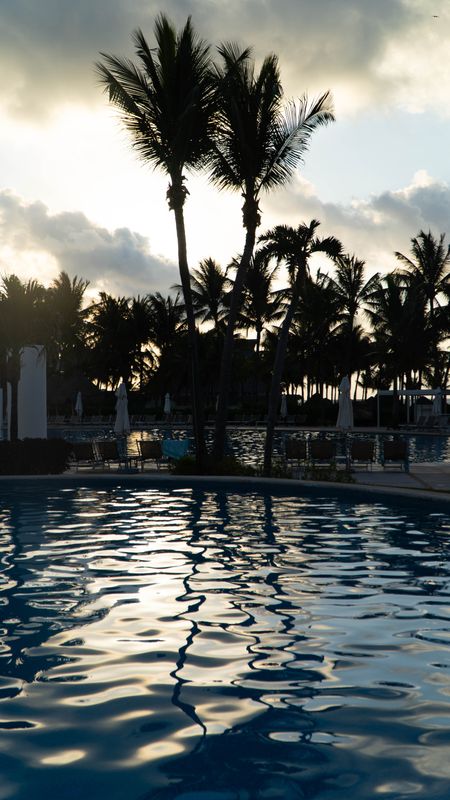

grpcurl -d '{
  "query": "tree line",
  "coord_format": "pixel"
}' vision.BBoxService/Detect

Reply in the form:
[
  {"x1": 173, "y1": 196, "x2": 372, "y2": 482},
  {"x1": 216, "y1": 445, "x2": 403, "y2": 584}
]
[{"x1": 2, "y1": 223, "x2": 449, "y2": 461}]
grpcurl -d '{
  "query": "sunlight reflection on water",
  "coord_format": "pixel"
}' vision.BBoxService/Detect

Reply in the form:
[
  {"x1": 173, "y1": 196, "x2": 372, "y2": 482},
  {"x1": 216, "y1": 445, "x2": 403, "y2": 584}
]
[{"x1": 1, "y1": 482, "x2": 450, "y2": 799}]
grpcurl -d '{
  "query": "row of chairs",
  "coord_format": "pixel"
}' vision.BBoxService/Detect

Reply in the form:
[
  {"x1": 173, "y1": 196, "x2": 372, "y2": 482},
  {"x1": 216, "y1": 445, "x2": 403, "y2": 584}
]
[
  {"x1": 70, "y1": 439, "x2": 164, "y2": 471},
  {"x1": 285, "y1": 438, "x2": 409, "y2": 471}
]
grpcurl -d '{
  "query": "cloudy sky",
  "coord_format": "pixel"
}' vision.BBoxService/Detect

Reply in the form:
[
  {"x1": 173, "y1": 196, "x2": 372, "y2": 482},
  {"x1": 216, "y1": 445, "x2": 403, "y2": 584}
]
[{"x1": 1, "y1": 0, "x2": 449, "y2": 300}]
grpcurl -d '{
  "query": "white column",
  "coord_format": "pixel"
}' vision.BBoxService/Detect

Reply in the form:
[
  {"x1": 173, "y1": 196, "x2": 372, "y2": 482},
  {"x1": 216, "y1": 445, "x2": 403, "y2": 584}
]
[{"x1": 17, "y1": 346, "x2": 47, "y2": 439}]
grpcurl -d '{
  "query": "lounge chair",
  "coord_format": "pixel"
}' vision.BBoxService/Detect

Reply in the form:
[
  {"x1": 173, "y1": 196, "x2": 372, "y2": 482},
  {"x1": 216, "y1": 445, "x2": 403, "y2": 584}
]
[
  {"x1": 70, "y1": 441, "x2": 100, "y2": 471},
  {"x1": 381, "y1": 439, "x2": 409, "y2": 471},
  {"x1": 349, "y1": 440, "x2": 375, "y2": 470},
  {"x1": 310, "y1": 439, "x2": 336, "y2": 466},
  {"x1": 95, "y1": 439, "x2": 128, "y2": 469},
  {"x1": 136, "y1": 439, "x2": 164, "y2": 471},
  {"x1": 285, "y1": 438, "x2": 307, "y2": 465}
]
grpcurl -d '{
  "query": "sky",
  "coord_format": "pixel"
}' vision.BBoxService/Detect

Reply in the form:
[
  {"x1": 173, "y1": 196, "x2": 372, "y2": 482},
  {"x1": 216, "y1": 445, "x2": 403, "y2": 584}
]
[{"x1": 1, "y1": 0, "x2": 450, "y2": 302}]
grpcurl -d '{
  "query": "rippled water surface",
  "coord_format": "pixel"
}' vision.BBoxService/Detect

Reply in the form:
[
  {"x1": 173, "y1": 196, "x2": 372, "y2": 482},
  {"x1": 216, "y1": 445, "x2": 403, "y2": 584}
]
[{"x1": 2, "y1": 481, "x2": 450, "y2": 799}]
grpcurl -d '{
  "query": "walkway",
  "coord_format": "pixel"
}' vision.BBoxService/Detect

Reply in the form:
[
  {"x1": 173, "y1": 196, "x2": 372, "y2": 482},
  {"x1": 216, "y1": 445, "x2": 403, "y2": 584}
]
[{"x1": 351, "y1": 462, "x2": 450, "y2": 495}]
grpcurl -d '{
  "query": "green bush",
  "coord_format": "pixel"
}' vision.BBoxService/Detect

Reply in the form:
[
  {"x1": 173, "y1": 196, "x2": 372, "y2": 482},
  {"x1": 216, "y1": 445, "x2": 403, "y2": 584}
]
[
  {"x1": 0, "y1": 438, "x2": 73, "y2": 475},
  {"x1": 170, "y1": 454, "x2": 256, "y2": 477}
]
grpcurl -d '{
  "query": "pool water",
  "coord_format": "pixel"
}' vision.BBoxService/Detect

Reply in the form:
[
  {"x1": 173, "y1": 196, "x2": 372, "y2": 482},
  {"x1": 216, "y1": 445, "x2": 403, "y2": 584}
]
[{"x1": 1, "y1": 481, "x2": 450, "y2": 799}]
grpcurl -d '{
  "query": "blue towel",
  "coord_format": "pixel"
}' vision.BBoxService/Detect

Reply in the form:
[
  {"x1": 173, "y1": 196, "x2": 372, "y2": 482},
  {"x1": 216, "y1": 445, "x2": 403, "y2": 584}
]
[{"x1": 162, "y1": 439, "x2": 190, "y2": 460}]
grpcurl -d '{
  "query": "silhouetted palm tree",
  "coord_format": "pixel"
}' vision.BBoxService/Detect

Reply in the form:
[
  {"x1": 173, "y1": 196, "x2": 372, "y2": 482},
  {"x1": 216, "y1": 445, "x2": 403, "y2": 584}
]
[
  {"x1": 328, "y1": 253, "x2": 380, "y2": 379},
  {"x1": 209, "y1": 42, "x2": 335, "y2": 459},
  {"x1": 45, "y1": 271, "x2": 89, "y2": 375},
  {"x1": 86, "y1": 293, "x2": 135, "y2": 388},
  {"x1": 147, "y1": 292, "x2": 185, "y2": 356},
  {"x1": 0, "y1": 276, "x2": 47, "y2": 440},
  {"x1": 259, "y1": 221, "x2": 341, "y2": 473},
  {"x1": 97, "y1": 13, "x2": 216, "y2": 463},
  {"x1": 173, "y1": 257, "x2": 230, "y2": 335},
  {"x1": 238, "y1": 250, "x2": 283, "y2": 354},
  {"x1": 395, "y1": 230, "x2": 450, "y2": 384},
  {"x1": 365, "y1": 273, "x2": 431, "y2": 423}
]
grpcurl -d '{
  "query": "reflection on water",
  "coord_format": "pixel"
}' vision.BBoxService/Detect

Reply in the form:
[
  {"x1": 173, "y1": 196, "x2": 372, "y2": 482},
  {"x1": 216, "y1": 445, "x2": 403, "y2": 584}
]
[{"x1": 1, "y1": 483, "x2": 450, "y2": 799}]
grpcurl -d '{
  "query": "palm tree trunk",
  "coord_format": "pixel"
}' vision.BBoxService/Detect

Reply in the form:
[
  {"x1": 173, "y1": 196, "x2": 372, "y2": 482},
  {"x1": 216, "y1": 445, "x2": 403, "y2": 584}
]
[
  {"x1": 213, "y1": 224, "x2": 257, "y2": 460},
  {"x1": 172, "y1": 204, "x2": 206, "y2": 465},
  {"x1": 263, "y1": 291, "x2": 299, "y2": 475}
]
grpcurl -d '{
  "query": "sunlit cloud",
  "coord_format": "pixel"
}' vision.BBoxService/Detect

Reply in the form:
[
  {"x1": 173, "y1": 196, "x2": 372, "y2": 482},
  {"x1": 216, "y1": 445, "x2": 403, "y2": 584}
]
[{"x1": 0, "y1": 191, "x2": 178, "y2": 298}]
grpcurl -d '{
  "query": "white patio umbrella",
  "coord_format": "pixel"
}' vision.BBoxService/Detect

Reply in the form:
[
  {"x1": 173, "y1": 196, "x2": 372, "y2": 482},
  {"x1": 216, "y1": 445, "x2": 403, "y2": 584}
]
[
  {"x1": 432, "y1": 387, "x2": 442, "y2": 416},
  {"x1": 336, "y1": 375, "x2": 354, "y2": 429},
  {"x1": 114, "y1": 382, "x2": 130, "y2": 435},
  {"x1": 164, "y1": 393, "x2": 172, "y2": 417},
  {"x1": 74, "y1": 391, "x2": 83, "y2": 419},
  {"x1": 280, "y1": 394, "x2": 288, "y2": 419}
]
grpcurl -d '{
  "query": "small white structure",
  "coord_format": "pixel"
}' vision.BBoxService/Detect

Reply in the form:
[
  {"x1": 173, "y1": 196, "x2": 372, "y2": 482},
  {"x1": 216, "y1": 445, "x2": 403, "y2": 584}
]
[
  {"x1": 17, "y1": 346, "x2": 47, "y2": 439},
  {"x1": 75, "y1": 391, "x2": 83, "y2": 419},
  {"x1": 114, "y1": 382, "x2": 130, "y2": 436},
  {"x1": 336, "y1": 375, "x2": 353, "y2": 429}
]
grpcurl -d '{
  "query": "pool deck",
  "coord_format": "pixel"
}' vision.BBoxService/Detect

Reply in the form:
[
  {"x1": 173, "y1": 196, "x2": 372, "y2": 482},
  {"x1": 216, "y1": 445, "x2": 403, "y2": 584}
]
[{"x1": 351, "y1": 462, "x2": 450, "y2": 496}]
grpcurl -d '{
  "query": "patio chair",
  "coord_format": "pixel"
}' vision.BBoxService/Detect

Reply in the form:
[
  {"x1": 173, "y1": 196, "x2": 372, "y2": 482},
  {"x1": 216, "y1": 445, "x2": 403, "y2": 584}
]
[
  {"x1": 95, "y1": 439, "x2": 128, "y2": 469},
  {"x1": 381, "y1": 439, "x2": 409, "y2": 471},
  {"x1": 310, "y1": 439, "x2": 336, "y2": 466},
  {"x1": 285, "y1": 438, "x2": 307, "y2": 466},
  {"x1": 136, "y1": 439, "x2": 164, "y2": 471},
  {"x1": 70, "y1": 441, "x2": 100, "y2": 471},
  {"x1": 349, "y1": 439, "x2": 375, "y2": 470}
]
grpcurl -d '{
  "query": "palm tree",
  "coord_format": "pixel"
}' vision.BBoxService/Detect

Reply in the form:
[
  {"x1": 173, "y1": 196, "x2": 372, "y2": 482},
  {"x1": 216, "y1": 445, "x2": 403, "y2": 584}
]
[
  {"x1": 259, "y1": 220, "x2": 341, "y2": 474},
  {"x1": 86, "y1": 293, "x2": 135, "y2": 388},
  {"x1": 0, "y1": 276, "x2": 47, "y2": 440},
  {"x1": 327, "y1": 254, "x2": 380, "y2": 379},
  {"x1": 147, "y1": 292, "x2": 186, "y2": 356},
  {"x1": 45, "y1": 271, "x2": 89, "y2": 375},
  {"x1": 238, "y1": 249, "x2": 283, "y2": 355},
  {"x1": 173, "y1": 257, "x2": 230, "y2": 336},
  {"x1": 365, "y1": 272, "x2": 431, "y2": 424},
  {"x1": 97, "y1": 13, "x2": 216, "y2": 464},
  {"x1": 129, "y1": 296, "x2": 153, "y2": 391},
  {"x1": 395, "y1": 230, "x2": 450, "y2": 384},
  {"x1": 209, "y1": 43, "x2": 335, "y2": 459}
]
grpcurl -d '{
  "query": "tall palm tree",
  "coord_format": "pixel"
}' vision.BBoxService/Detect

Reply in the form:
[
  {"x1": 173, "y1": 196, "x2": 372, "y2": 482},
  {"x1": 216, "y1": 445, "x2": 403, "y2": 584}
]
[
  {"x1": 97, "y1": 13, "x2": 216, "y2": 464},
  {"x1": 327, "y1": 254, "x2": 380, "y2": 379},
  {"x1": 259, "y1": 221, "x2": 341, "y2": 474},
  {"x1": 209, "y1": 43, "x2": 335, "y2": 459},
  {"x1": 395, "y1": 230, "x2": 450, "y2": 384}
]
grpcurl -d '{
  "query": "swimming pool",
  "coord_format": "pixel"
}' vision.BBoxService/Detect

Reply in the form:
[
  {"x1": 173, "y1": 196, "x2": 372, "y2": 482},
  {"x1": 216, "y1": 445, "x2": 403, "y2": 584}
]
[{"x1": 1, "y1": 479, "x2": 450, "y2": 799}]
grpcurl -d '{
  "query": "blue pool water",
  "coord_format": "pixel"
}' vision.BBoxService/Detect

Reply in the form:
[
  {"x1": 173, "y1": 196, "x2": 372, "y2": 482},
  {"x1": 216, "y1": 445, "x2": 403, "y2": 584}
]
[{"x1": 2, "y1": 480, "x2": 450, "y2": 799}]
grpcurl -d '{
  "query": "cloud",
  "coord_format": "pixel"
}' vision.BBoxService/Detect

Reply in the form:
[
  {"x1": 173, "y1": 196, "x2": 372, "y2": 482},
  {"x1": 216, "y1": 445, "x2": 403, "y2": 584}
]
[
  {"x1": 261, "y1": 170, "x2": 450, "y2": 277},
  {"x1": 0, "y1": 191, "x2": 178, "y2": 297},
  {"x1": 1, "y1": 0, "x2": 449, "y2": 119}
]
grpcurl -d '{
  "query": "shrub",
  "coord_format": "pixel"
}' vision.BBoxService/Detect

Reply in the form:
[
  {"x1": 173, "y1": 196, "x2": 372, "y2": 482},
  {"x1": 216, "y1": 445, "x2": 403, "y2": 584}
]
[
  {"x1": 0, "y1": 438, "x2": 73, "y2": 475},
  {"x1": 170, "y1": 454, "x2": 256, "y2": 477}
]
